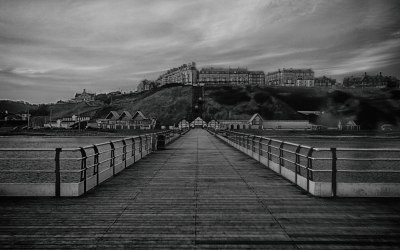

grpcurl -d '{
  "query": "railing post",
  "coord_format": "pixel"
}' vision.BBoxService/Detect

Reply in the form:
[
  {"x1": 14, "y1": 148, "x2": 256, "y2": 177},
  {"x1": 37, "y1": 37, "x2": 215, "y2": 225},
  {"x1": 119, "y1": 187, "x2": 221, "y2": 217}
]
[
  {"x1": 306, "y1": 148, "x2": 314, "y2": 194},
  {"x1": 252, "y1": 136, "x2": 256, "y2": 152},
  {"x1": 110, "y1": 141, "x2": 115, "y2": 176},
  {"x1": 139, "y1": 137, "x2": 142, "y2": 158},
  {"x1": 131, "y1": 137, "x2": 135, "y2": 161},
  {"x1": 331, "y1": 148, "x2": 337, "y2": 197},
  {"x1": 267, "y1": 140, "x2": 272, "y2": 168},
  {"x1": 144, "y1": 135, "x2": 148, "y2": 154},
  {"x1": 55, "y1": 148, "x2": 62, "y2": 198},
  {"x1": 122, "y1": 139, "x2": 127, "y2": 169},
  {"x1": 258, "y1": 137, "x2": 263, "y2": 160},
  {"x1": 279, "y1": 142, "x2": 284, "y2": 174},
  {"x1": 295, "y1": 145, "x2": 301, "y2": 186},
  {"x1": 93, "y1": 145, "x2": 100, "y2": 186},
  {"x1": 80, "y1": 147, "x2": 87, "y2": 194}
]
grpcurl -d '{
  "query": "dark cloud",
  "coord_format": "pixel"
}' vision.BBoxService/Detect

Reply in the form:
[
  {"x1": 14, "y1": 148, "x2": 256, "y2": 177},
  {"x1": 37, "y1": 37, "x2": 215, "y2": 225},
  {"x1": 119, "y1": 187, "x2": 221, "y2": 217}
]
[{"x1": 0, "y1": 0, "x2": 399, "y2": 103}]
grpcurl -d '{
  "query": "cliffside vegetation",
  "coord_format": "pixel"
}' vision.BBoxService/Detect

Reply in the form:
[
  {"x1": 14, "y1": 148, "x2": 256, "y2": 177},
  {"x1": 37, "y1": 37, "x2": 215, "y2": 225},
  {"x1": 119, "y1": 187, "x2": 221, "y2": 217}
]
[{"x1": 2, "y1": 85, "x2": 400, "y2": 130}]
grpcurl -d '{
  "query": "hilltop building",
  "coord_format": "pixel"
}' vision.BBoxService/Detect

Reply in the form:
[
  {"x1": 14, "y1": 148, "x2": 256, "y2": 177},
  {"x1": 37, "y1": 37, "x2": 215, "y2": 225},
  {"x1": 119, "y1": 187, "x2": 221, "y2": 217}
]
[
  {"x1": 198, "y1": 67, "x2": 265, "y2": 86},
  {"x1": 157, "y1": 62, "x2": 198, "y2": 86},
  {"x1": 314, "y1": 76, "x2": 336, "y2": 87},
  {"x1": 137, "y1": 80, "x2": 158, "y2": 92},
  {"x1": 71, "y1": 89, "x2": 95, "y2": 103},
  {"x1": 266, "y1": 68, "x2": 314, "y2": 87},
  {"x1": 343, "y1": 72, "x2": 399, "y2": 88}
]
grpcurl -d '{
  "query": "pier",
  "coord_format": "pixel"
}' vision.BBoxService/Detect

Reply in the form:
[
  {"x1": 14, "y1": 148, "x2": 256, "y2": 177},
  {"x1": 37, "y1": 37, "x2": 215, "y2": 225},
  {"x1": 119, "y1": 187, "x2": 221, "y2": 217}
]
[{"x1": 1, "y1": 129, "x2": 400, "y2": 248}]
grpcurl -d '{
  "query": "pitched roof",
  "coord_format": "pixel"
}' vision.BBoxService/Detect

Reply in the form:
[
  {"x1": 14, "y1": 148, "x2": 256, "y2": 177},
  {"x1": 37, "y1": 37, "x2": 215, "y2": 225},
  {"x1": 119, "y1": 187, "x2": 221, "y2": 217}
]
[
  {"x1": 132, "y1": 111, "x2": 147, "y2": 120},
  {"x1": 105, "y1": 111, "x2": 120, "y2": 120},
  {"x1": 249, "y1": 113, "x2": 263, "y2": 123},
  {"x1": 118, "y1": 111, "x2": 133, "y2": 120}
]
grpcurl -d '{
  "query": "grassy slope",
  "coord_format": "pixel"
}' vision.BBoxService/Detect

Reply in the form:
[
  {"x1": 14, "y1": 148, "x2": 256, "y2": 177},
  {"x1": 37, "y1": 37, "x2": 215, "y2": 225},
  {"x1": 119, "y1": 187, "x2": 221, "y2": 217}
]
[
  {"x1": 0, "y1": 100, "x2": 37, "y2": 113},
  {"x1": 4, "y1": 85, "x2": 399, "y2": 129},
  {"x1": 204, "y1": 86, "x2": 302, "y2": 121},
  {"x1": 93, "y1": 86, "x2": 192, "y2": 125}
]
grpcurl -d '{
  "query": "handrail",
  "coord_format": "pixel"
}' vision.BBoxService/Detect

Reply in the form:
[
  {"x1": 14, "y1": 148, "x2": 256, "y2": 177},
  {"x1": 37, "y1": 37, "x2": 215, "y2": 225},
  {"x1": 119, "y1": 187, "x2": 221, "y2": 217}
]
[
  {"x1": 0, "y1": 130, "x2": 178, "y2": 197},
  {"x1": 214, "y1": 130, "x2": 400, "y2": 197}
]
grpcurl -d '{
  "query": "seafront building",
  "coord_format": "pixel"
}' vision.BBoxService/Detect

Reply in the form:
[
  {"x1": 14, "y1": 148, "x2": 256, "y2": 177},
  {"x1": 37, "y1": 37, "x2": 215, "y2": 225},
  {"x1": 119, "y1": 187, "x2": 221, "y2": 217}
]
[
  {"x1": 44, "y1": 115, "x2": 90, "y2": 129},
  {"x1": 266, "y1": 68, "x2": 314, "y2": 87},
  {"x1": 98, "y1": 110, "x2": 156, "y2": 130},
  {"x1": 178, "y1": 119, "x2": 190, "y2": 129},
  {"x1": 219, "y1": 113, "x2": 264, "y2": 130},
  {"x1": 190, "y1": 117, "x2": 207, "y2": 128}
]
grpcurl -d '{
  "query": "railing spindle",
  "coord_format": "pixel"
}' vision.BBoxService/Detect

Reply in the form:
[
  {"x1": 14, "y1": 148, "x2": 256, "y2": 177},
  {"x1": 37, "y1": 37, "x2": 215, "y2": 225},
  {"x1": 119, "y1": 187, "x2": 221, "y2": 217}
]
[
  {"x1": 306, "y1": 148, "x2": 314, "y2": 194},
  {"x1": 55, "y1": 148, "x2": 62, "y2": 197},
  {"x1": 93, "y1": 145, "x2": 99, "y2": 186},
  {"x1": 80, "y1": 147, "x2": 87, "y2": 193},
  {"x1": 122, "y1": 139, "x2": 127, "y2": 168},
  {"x1": 110, "y1": 141, "x2": 115, "y2": 176},
  {"x1": 331, "y1": 148, "x2": 337, "y2": 197}
]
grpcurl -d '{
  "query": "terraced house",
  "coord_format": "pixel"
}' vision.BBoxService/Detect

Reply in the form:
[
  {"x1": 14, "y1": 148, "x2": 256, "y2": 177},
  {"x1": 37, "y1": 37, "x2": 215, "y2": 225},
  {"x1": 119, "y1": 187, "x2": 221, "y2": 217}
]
[
  {"x1": 157, "y1": 62, "x2": 198, "y2": 86},
  {"x1": 99, "y1": 111, "x2": 156, "y2": 130},
  {"x1": 198, "y1": 67, "x2": 265, "y2": 86},
  {"x1": 266, "y1": 68, "x2": 315, "y2": 87}
]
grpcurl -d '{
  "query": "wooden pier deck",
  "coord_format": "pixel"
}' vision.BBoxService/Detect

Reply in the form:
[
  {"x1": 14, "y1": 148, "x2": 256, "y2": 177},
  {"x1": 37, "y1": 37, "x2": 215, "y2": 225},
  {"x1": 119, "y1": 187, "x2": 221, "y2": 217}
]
[{"x1": 1, "y1": 129, "x2": 400, "y2": 249}]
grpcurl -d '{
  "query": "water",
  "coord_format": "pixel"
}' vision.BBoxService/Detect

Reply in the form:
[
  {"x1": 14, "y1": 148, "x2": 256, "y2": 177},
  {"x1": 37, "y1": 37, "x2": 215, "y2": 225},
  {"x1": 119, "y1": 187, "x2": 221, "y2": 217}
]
[
  {"x1": 0, "y1": 136, "x2": 127, "y2": 183},
  {"x1": 237, "y1": 135, "x2": 400, "y2": 183},
  {"x1": 0, "y1": 136, "x2": 124, "y2": 149},
  {"x1": 271, "y1": 136, "x2": 400, "y2": 148}
]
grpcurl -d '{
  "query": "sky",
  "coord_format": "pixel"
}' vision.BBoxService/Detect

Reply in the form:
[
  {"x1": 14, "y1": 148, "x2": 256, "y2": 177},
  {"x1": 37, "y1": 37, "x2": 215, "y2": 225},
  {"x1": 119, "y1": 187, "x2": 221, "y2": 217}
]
[{"x1": 0, "y1": 0, "x2": 399, "y2": 103}]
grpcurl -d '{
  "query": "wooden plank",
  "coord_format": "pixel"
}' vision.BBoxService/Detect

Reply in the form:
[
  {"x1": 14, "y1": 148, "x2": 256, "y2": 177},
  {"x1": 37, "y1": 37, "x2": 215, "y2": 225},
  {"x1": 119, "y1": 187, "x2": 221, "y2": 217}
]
[{"x1": 0, "y1": 129, "x2": 400, "y2": 249}]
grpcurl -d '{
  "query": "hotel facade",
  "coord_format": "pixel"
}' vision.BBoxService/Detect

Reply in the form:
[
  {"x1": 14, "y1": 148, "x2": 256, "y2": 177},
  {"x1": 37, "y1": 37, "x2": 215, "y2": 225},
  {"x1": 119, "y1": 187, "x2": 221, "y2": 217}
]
[
  {"x1": 157, "y1": 62, "x2": 198, "y2": 86},
  {"x1": 198, "y1": 67, "x2": 265, "y2": 86},
  {"x1": 266, "y1": 68, "x2": 315, "y2": 87}
]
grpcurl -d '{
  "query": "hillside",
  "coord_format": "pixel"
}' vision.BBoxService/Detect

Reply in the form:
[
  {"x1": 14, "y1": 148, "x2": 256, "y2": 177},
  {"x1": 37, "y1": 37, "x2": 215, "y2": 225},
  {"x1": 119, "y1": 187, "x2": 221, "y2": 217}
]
[
  {"x1": 91, "y1": 86, "x2": 192, "y2": 125},
  {"x1": 0, "y1": 100, "x2": 37, "y2": 113},
  {"x1": 2, "y1": 85, "x2": 400, "y2": 130},
  {"x1": 204, "y1": 86, "x2": 303, "y2": 121}
]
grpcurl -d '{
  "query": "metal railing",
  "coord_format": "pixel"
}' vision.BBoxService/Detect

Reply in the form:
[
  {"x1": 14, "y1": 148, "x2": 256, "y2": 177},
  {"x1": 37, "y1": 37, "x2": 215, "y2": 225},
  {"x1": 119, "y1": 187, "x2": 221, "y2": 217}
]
[
  {"x1": 0, "y1": 130, "x2": 175, "y2": 197},
  {"x1": 213, "y1": 130, "x2": 400, "y2": 197}
]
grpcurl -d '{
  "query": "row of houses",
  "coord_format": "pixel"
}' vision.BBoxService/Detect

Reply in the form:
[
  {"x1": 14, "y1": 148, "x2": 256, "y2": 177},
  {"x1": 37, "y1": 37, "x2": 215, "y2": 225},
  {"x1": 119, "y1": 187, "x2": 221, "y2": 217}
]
[
  {"x1": 40, "y1": 111, "x2": 156, "y2": 130},
  {"x1": 177, "y1": 114, "x2": 360, "y2": 131},
  {"x1": 0, "y1": 111, "x2": 31, "y2": 121},
  {"x1": 97, "y1": 111, "x2": 156, "y2": 130},
  {"x1": 343, "y1": 72, "x2": 399, "y2": 88},
  {"x1": 138, "y1": 61, "x2": 400, "y2": 92},
  {"x1": 44, "y1": 115, "x2": 90, "y2": 129}
]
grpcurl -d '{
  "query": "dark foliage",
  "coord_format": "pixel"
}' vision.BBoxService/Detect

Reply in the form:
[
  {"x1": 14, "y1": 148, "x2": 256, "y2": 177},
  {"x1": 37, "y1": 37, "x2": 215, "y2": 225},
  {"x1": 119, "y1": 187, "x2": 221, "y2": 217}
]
[
  {"x1": 30, "y1": 105, "x2": 50, "y2": 116},
  {"x1": 210, "y1": 87, "x2": 251, "y2": 105},
  {"x1": 390, "y1": 90, "x2": 400, "y2": 100},
  {"x1": 254, "y1": 92, "x2": 271, "y2": 104},
  {"x1": 329, "y1": 91, "x2": 353, "y2": 104}
]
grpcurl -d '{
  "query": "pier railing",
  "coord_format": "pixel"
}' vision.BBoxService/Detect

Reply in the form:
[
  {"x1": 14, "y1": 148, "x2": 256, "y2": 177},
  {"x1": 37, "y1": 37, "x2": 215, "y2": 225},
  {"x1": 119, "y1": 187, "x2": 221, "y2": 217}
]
[
  {"x1": 0, "y1": 130, "x2": 176, "y2": 197},
  {"x1": 211, "y1": 130, "x2": 400, "y2": 197}
]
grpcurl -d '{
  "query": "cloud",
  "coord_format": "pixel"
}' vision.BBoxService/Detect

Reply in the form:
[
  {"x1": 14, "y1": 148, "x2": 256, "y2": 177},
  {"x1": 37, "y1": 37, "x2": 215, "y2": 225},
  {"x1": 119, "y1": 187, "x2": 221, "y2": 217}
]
[{"x1": 0, "y1": 0, "x2": 399, "y2": 102}]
